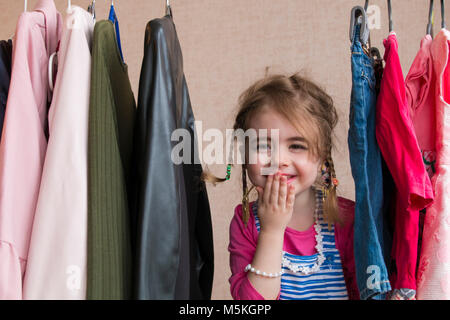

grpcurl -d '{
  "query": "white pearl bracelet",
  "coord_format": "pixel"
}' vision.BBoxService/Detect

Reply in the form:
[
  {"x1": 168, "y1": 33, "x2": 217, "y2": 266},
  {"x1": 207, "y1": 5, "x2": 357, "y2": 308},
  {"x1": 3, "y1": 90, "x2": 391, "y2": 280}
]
[{"x1": 245, "y1": 264, "x2": 283, "y2": 278}]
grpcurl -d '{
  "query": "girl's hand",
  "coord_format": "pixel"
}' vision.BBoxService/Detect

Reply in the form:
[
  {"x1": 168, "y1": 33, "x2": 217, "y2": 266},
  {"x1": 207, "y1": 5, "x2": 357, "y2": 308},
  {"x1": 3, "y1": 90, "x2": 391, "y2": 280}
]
[{"x1": 255, "y1": 173, "x2": 296, "y2": 235}]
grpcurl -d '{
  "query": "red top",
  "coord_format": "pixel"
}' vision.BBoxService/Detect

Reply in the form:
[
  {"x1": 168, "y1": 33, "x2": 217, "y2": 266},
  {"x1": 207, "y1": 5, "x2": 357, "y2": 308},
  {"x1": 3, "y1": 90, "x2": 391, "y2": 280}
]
[
  {"x1": 228, "y1": 197, "x2": 359, "y2": 300},
  {"x1": 375, "y1": 32, "x2": 434, "y2": 290}
]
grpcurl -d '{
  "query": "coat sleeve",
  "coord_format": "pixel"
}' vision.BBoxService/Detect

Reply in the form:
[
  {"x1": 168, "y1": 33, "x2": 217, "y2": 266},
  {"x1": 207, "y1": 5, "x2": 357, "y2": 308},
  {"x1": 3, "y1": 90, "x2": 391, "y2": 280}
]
[{"x1": 194, "y1": 175, "x2": 215, "y2": 299}]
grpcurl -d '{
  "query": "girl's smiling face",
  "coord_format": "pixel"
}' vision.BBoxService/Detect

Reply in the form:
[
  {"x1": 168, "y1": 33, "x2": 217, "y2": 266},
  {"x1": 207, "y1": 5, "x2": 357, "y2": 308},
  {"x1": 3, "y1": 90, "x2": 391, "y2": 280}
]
[{"x1": 245, "y1": 106, "x2": 322, "y2": 196}]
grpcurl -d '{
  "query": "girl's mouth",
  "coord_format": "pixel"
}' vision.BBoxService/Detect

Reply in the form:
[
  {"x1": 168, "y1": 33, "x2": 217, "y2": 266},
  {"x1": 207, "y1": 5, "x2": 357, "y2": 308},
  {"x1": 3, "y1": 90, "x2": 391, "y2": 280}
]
[{"x1": 286, "y1": 175, "x2": 297, "y2": 184}]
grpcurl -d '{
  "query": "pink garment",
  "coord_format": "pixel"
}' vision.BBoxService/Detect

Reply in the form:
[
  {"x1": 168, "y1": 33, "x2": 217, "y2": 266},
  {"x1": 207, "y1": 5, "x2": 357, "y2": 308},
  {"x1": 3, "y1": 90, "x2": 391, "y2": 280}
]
[
  {"x1": 22, "y1": 6, "x2": 93, "y2": 300},
  {"x1": 406, "y1": 34, "x2": 436, "y2": 153},
  {"x1": 417, "y1": 28, "x2": 450, "y2": 300},
  {"x1": 228, "y1": 197, "x2": 359, "y2": 300},
  {"x1": 405, "y1": 35, "x2": 437, "y2": 293},
  {"x1": 0, "y1": 0, "x2": 62, "y2": 300},
  {"x1": 375, "y1": 32, "x2": 434, "y2": 291}
]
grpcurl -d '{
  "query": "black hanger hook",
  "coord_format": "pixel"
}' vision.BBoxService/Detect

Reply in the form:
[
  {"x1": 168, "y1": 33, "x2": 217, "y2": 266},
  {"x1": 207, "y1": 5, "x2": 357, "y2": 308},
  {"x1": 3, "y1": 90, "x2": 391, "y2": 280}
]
[
  {"x1": 166, "y1": 0, "x2": 173, "y2": 18},
  {"x1": 387, "y1": 0, "x2": 393, "y2": 32},
  {"x1": 427, "y1": 0, "x2": 434, "y2": 35},
  {"x1": 349, "y1": 6, "x2": 369, "y2": 45},
  {"x1": 364, "y1": 0, "x2": 369, "y2": 11},
  {"x1": 441, "y1": 0, "x2": 446, "y2": 29},
  {"x1": 88, "y1": 0, "x2": 96, "y2": 20}
]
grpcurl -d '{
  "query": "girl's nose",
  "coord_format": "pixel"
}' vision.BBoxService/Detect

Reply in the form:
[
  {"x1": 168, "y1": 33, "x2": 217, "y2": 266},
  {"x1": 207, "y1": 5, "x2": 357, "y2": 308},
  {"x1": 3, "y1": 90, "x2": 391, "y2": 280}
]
[{"x1": 276, "y1": 149, "x2": 290, "y2": 168}]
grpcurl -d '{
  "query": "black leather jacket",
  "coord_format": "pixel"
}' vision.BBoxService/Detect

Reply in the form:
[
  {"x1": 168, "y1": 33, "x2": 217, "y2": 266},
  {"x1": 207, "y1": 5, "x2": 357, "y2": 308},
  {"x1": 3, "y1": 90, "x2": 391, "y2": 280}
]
[{"x1": 131, "y1": 15, "x2": 214, "y2": 300}]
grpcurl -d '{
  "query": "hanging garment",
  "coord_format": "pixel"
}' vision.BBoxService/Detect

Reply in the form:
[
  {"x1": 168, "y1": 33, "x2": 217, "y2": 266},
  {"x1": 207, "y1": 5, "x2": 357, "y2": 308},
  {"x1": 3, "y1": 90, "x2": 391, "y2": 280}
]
[
  {"x1": 108, "y1": 4, "x2": 124, "y2": 62},
  {"x1": 348, "y1": 24, "x2": 392, "y2": 300},
  {"x1": 87, "y1": 20, "x2": 136, "y2": 300},
  {"x1": 0, "y1": 39, "x2": 12, "y2": 142},
  {"x1": 405, "y1": 34, "x2": 436, "y2": 287},
  {"x1": 0, "y1": 0, "x2": 62, "y2": 300},
  {"x1": 406, "y1": 34, "x2": 436, "y2": 157},
  {"x1": 131, "y1": 15, "x2": 214, "y2": 300},
  {"x1": 229, "y1": 193, "x2": 359, "y2": 300},
  {"x1": 375, "y1": 32, "x2": 434, "y2": 297},
  {"x1": 22, "y1": 6, "x2": 94, "y2": 300},
  {"x1": 417, "y1": 28, "x2": 450, "y2": 300}
]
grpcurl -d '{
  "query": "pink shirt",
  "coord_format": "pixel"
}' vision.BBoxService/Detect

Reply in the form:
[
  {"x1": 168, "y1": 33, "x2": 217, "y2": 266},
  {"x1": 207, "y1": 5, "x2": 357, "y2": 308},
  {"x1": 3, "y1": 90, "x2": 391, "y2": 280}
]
[
  {"x1": 417, "y1": 28, "x2": 450, "y2": 299},
  {"x1": 375, "y1": 32, "x2": 434, "y2": 291},
  {"x1": 228, "y1": 197, "x2": 359, "y2": 300},
  {"x1": 406, "y1": 34, "x2": 436, "y2": 152},
  {"x1": 0, "y1": 0, "x2": 62, "y2": 300}
]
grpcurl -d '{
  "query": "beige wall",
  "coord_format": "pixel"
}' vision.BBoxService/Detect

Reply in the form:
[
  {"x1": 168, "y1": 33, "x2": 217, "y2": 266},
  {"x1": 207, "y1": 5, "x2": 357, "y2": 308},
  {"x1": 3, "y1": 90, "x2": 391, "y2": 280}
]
[{"x1": 0, "y1": 0, "x2": 448, "y2": 300}]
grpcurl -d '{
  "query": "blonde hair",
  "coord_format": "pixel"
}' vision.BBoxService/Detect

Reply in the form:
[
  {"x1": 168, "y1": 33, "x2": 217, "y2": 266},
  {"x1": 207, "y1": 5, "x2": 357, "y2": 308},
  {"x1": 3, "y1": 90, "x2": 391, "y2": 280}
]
[{"x1": 202, "y1": 72, "x2": 340, "y2": 226}]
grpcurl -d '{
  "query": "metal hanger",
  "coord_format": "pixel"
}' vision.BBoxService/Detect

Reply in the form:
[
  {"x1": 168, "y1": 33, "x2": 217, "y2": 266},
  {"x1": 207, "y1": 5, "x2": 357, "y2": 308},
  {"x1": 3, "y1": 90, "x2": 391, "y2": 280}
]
[
  {"x1": 363, "y1": 0, "x2": 374, "y2": 50},
  {"x1": 387, "y1": 0, "x2": 393, "y2": 32},
  {"x1": 108, "y1": 0, "x2": 125, "y2": 62},
  {"x1": 49, "y1": 0, "x2": 69, "y2": 91},
  {"x1": 349, "y1": 6, "x2": 369, "y2": 46},
  {"x1": 441, "y1": 0, "x2": 446, "y2": 29},
  {"x1": 88, "y1": 0, "x2": 96, "y2": 21},
  {"x1": 48, "y1": 52, "x2": 57, "y2": 92},
  {"x1": 427, "y1": 0, "x2": 434, "y2": 36},
  {"x1": 166, "y1": 0, "x2": 173, "y2": 18}
]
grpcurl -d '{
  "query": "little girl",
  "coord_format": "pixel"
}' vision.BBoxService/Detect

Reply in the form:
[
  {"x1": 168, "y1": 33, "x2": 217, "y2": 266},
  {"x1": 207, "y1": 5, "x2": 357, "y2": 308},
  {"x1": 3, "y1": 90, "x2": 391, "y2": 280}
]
[{"x1": 205, "y1": 73, "x2": 359, "y2": 300}]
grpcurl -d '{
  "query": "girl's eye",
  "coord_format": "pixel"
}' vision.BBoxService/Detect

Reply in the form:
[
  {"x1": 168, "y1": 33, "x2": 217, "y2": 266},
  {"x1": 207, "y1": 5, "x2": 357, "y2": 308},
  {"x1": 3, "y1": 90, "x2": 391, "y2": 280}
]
[
  {"x1": 290, "y1": 144, "x2": 307, "y2": 151},
  {"x1": 257, "y1": 144, "x2": 271, "y2": 151}
]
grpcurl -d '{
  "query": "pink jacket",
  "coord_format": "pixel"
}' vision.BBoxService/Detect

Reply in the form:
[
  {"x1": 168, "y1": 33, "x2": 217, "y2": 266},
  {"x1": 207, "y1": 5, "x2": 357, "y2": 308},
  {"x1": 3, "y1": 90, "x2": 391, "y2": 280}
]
[
  {"x1": 0, "y1": 0, "x2": 62, "y2": 300},
  {"x1": 376, "y1": 33, "x2": 434, "y2": 291},
  {"x1": 22, "y1": 6, "x2": 94, "y2": 300},
  {"x1": 228, "y1": 197, "x2": 359, "y2": 300}
]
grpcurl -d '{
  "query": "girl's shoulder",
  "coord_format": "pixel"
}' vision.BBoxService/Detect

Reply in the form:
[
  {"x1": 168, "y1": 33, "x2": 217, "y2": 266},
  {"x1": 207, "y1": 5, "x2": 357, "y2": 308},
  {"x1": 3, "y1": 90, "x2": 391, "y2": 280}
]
[
  {"x1": 230, "y1": 201, "x2": 258, "y2": 245},
  {"x1": 336, "y1": 196, "x2": 355, "y2": 228},
  {"x1": 335, "y1": 197, "x2": 359, "y2": 300},
  {"x1": 334, "y1": 197, "x2": 355, "y2": 248},
  {"x1": 233, "y1": 201, "x2": 257, "y2": 223}
]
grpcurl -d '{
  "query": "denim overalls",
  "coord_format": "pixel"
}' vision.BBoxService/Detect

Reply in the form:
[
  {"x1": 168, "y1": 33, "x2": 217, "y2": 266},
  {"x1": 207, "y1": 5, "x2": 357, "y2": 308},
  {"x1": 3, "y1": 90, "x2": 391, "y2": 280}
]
[{"x1": 348, "y1": 24, "x2": 392, "y2": 300}]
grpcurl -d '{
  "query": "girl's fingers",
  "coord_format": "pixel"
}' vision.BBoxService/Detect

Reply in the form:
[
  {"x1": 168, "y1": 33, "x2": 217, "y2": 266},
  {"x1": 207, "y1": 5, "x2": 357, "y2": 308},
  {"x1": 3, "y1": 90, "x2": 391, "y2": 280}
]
[
  {"x1": 270, "y1": 174, "x2": 280, "y2": 205},
  {"x1": 256, "y1": 186, "x2": 263, "y2": 196},
  {"x1": 263, "y1": 174, "x2": 273, "y2": 204},
  {"x1": 278, "y1": 176, "x2": 287, "y2": 207},
  {"x1": 256, "y1": 186, "x2": 264, "y2": 204},
  {"x1": 286, "y1": 184, "x2": 296, "y2": 209}
]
